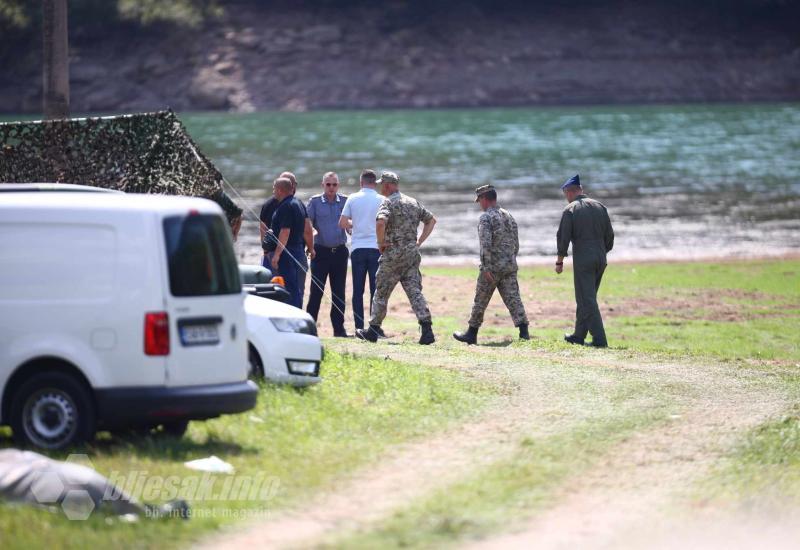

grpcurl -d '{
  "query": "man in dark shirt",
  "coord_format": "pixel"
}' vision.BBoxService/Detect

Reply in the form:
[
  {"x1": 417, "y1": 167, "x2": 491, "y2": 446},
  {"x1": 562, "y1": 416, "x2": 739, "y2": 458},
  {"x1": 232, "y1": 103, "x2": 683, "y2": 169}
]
[
  {"x1": 260, "y1": 171, "x2": 315, "y2": 295},
  {"x1": 270, "y1": 177, "x2": 307, "y2": 308},
  {"x1": 555, "y1": 174, "x2": 615, "y2": 347},
  {"x1": 306, "y1": 171, "x2": 349, "y2": 336}
]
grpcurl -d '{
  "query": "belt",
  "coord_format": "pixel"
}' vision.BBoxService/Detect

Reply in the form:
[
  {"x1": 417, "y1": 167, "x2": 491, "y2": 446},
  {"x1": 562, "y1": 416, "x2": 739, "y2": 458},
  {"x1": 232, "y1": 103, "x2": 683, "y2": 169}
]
[{"x1": 315, "y1": 244, "x2": 347, "y2": 253}]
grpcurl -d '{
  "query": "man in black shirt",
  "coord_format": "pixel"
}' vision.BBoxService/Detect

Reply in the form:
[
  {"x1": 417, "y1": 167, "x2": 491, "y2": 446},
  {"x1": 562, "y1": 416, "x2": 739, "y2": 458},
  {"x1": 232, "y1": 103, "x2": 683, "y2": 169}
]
[
  {"x1": 260, "y1": 172, "x2": 314, "y2": 300},
  {"x1": 270, "y1": 177, "x2": 307, "y2": 308}
]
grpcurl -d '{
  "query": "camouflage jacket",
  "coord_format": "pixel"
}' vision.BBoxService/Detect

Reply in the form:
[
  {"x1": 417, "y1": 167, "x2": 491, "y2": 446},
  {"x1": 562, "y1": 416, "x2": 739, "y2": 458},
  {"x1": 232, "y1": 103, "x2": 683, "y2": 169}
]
[
  {"x1": 377, "y1": 191, "x2": 434, "y2": 253},
  {"x1": 479, "y1": 206, "x2": 519, "y2": 274}
]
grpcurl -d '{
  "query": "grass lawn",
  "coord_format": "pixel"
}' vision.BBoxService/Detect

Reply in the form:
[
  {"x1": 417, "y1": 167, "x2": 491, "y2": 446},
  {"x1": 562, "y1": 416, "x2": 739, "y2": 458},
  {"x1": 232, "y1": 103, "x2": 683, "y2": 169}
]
[
  {"x1": 1, "y1": 258, "x2": 798, "y2": 549},
  {"x1": 0, "y1": 352, "x2": 491, "y2": 550}
]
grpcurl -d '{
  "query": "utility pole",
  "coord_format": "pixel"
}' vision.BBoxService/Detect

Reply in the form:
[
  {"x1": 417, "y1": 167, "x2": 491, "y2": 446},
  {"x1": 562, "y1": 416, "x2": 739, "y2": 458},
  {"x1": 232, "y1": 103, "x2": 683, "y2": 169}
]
[{"x1": 43, "y1": 0, "x2": 69, "y2": 119}]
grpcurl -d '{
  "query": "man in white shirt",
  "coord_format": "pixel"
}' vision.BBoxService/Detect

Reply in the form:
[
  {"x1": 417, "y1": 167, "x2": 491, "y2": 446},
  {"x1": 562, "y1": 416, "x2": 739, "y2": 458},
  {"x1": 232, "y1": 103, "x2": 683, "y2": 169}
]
[{"x1": 339, "y1": 169, "x2": 386, "y2": 334}]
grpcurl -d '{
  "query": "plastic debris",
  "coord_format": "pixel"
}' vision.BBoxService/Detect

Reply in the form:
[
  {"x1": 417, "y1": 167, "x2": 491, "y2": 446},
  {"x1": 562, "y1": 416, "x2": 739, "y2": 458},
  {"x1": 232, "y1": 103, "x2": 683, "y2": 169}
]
[{"x1": 183, "y1": 455, "x2": 235, "y2": 474}]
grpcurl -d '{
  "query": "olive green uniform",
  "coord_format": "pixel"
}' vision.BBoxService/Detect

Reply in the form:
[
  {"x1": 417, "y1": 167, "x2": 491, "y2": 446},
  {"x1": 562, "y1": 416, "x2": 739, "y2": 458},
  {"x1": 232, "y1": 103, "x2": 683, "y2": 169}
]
[{"x1": 557, "y1": 195, "x2": 614, "y2": 344}]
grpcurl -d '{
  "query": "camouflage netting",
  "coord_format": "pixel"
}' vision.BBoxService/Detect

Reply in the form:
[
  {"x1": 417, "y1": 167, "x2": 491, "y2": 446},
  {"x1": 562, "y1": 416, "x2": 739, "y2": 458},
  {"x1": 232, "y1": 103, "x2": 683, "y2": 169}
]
[{"x1": 0, "y1": 110, "x2": 242, "y2": 224}]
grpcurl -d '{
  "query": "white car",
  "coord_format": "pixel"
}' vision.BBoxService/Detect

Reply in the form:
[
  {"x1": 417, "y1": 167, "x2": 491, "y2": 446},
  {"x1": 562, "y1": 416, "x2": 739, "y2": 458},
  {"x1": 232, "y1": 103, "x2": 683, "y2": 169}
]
[
  {"x1": 245, "y1": 295, "x2": 322, "y2": 387},
  {"x1": 0, "y1": 187, "x2": 257, "y2": 449}
]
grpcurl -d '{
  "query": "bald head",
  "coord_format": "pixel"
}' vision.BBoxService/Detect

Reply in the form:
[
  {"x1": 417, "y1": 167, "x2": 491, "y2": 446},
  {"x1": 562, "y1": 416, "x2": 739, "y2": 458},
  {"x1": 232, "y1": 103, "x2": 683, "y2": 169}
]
[
  {"x1": 280, "y1": 171, "x2": 298, "y2": 194},
  {"x1": 273, "y1": 177, "x2": 293, "y2": 200}
]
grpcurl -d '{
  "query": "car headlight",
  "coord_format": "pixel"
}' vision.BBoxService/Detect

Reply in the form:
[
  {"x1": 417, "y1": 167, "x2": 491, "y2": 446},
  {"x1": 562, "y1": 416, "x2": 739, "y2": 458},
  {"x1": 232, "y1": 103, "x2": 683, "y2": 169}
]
[
  {"x1": 287, "y1": 360, "x2": 319, "y2": 376},
  {"x1": 270, "y1": 317, "x2": 317, "y2": 335}
]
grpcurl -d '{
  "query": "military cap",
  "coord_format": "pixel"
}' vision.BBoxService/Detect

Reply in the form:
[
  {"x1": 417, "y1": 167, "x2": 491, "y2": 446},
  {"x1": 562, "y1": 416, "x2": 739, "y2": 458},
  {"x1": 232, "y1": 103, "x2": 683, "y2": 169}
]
[
  {"x1": 376, "y1": 171, "x2": 399, "y2": 184},
  {"x1": 560, "y1": 174, "x2": 581, "y2": 190},
  {"x1": 474, "y1": 184, "x2": 496, "y2": 202}
]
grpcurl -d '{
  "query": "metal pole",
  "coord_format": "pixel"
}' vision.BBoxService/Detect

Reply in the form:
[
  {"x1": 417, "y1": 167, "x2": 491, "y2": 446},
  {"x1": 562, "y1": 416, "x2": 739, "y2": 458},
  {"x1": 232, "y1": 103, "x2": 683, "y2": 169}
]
[{"x1": 43, "y1": 0, "x2": 70, "y2": 119}]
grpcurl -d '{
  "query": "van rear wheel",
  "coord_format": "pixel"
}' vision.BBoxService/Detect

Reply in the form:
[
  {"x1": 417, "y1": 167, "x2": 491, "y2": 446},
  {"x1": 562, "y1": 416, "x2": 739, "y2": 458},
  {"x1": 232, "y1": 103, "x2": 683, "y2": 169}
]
[
  {"x1": 10, "y1": 372, "x2": 96, "y2": 450},
  {"x1": 160, "y1": 420, "x2": 189, "y2": 438}
]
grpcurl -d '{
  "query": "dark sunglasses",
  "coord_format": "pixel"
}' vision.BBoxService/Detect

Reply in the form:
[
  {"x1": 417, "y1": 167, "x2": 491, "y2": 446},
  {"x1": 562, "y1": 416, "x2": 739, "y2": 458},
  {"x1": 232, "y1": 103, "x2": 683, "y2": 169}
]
[{"x1": 325, "y1": 183, "x2": 339, "y2": 187}]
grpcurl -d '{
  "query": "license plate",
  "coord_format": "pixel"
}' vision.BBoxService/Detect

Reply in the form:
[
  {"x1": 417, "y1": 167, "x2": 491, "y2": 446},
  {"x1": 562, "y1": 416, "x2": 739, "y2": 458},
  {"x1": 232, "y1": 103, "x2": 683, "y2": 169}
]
[{"x1": 180, "y1": 324, "x2": 219, "y2": 346}]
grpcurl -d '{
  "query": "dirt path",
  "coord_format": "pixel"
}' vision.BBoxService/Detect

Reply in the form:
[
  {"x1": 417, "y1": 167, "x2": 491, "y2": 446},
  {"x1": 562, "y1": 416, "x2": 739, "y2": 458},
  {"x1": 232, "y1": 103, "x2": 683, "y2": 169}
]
[
  {"x1": 466, "y1": 379, "x2": 788, "y2": 549},
  {"x1": 195, "y1": 347, "x2": 794, "y2": 550},
  {"x1": 196, "y1": 353, "x2": 573, "y2": 550}
]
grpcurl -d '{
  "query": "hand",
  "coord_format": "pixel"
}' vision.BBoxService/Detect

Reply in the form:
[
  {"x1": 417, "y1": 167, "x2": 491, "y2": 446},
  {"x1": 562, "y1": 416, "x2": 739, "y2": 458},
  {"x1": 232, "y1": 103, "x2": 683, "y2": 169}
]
[
  {"x1": 483, "y1": 271, "x2": 495, "y2": 284},
  {"x1": 308, "y1": 248, "x2": 316, "y2": 260},
  {"x1": 555, "y1": 263, "x2": 563, "y2": 274},
  {"x1": 271, "y1": 254, "x2": 280, "y2": 270},
  {"x1": 379, "y1": 242, "x2": 389, "y2": 253},
  {"x1": 231, "y1": 215, "x2": 243, "y2": 242}
]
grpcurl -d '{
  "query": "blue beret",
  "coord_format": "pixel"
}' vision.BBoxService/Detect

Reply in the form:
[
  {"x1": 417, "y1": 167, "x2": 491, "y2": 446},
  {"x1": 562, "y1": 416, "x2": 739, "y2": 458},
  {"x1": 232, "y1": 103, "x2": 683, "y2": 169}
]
[{"x1": 560, "y1": 174, "x2": 581, "y2": 190}]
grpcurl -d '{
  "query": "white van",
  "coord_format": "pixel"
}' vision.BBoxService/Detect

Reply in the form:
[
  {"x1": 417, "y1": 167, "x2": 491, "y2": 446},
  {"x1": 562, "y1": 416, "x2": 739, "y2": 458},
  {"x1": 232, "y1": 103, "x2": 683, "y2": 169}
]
[{"x1": 0, "y1": 190, "x2": 257, "y2": 449}]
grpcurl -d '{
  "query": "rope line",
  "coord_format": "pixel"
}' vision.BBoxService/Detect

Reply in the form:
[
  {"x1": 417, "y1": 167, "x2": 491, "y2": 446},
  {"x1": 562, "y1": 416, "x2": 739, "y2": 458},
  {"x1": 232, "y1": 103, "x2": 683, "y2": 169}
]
[{"x1": 223, "y1": 179, "x2": 353, "y2": 324}]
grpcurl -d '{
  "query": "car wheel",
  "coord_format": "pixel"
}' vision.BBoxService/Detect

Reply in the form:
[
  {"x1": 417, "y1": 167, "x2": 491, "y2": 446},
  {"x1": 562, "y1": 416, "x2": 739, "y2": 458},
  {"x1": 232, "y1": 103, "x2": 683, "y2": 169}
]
[
  {"x1": 160, "y1": 420, "x2": 189, "y2": 438},
  {"x1": 10, "y1": 371, "x2": 96, "y2": 450},
  {"x1": 248, "y1": 344, "x2": 264, "y2": 379}
]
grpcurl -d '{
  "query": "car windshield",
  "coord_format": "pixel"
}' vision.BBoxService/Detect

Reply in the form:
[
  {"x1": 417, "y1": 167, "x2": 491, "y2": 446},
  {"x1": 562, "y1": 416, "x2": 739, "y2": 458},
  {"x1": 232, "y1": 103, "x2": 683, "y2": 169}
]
[{"x1": 163, "y1": 214, "x2": 240, "y2": 297}]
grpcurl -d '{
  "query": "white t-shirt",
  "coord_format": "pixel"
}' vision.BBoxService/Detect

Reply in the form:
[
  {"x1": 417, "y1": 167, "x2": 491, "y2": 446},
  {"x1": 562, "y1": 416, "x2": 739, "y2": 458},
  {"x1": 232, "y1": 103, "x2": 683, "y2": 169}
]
[{"x1": 341, "y1": 187, "x2": 384, "y2": 251}]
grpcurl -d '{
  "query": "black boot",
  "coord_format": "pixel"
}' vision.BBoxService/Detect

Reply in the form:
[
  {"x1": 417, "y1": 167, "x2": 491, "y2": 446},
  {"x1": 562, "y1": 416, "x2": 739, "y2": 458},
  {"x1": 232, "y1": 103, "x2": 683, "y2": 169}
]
[
  {"x1": 356, "y1": 325, "x2": 380, "y2": 343},
  {"x1": 517, "y1": 323, "x2": 530, "y2": 340},
  {"x1": 585, "y1": 340, "x2": 608, "y2": 348},
  {"x1": 564, "y1": 333, "x2": 585, "y2": 345},
  {"x1": 453, "y1": 326, "x2": 478, "y2": 345},
  {"x1": 419, "y1": 321, "x2": 435, "y2": 345}
]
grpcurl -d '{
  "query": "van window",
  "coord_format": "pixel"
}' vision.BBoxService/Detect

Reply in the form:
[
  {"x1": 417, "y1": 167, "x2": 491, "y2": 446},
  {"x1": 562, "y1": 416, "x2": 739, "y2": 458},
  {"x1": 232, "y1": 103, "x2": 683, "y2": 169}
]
[{"x1": 163, "y1": 214, "x2": 240, "y2": 297}]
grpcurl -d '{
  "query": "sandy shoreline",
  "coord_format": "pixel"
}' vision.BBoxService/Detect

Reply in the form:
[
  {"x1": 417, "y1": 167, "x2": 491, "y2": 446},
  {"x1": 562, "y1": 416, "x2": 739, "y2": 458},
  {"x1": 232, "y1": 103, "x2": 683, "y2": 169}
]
[{"x1": 423, "y1": 251, "x2": 800, "y2": 268}]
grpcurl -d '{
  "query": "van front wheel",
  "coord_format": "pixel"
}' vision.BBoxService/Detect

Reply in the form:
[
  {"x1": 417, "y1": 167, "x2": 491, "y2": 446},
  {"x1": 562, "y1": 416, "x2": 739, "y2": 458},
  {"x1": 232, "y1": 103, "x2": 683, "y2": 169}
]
[{"x1": 10, "y1": 372, "x2": 96, "y2": 450}]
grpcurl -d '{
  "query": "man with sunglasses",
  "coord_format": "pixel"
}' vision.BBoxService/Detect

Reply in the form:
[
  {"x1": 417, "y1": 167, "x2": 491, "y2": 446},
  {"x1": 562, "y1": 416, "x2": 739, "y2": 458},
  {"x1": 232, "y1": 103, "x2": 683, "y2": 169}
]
[{"x1": 306, "y1": 172, "x2": 349, "y2": 336}]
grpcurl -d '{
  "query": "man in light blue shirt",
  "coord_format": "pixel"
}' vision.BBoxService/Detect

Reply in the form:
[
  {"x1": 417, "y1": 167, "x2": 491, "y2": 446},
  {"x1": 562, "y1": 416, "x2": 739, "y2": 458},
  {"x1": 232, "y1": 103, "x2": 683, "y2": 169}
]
[
  {"x1": 307, "y1": 172, "x2": 349, "y2": 336},
  {"x1": 339, "y1": 169, "x2": 385, "y2": 333}
]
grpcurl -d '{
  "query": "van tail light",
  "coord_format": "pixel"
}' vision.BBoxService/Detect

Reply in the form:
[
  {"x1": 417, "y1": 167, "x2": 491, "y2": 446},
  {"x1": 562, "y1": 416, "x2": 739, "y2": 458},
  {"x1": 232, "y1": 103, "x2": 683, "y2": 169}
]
[
  {"x1": 271, "y1": 276, "x2": 285, "y2": 286},
  {"x1": 144, "y1": 312, "x2": 170, "y2": 356}
]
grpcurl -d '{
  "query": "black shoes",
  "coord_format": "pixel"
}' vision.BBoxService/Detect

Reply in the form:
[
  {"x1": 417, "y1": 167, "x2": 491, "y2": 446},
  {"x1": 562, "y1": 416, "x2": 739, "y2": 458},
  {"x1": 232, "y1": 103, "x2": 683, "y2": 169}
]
[
  {"x1": 453, "y1": 326, "x2": 478, "y2": 345},
  {"x1": 564, "y1": 333, "x2": 585, "y2": 345},
  {"x1": 419, "y1": 321, "x2": 435, "y2": 345},
  {"x1": 564, "y1": 333, "x2": 607, "y2": 347},
  {"x1": 355, "y1": 325, "x2": 380, "y2": 342},
  {"x1": 518, "y1": 323, "x2": 530, "y2": 340},
  {"x1": 357, "y1": 323, "x2": 434, "y2": 345},
  {"x1": 585, "y1": 341, "x2": 608, "y2": 348},
  {"x1": 333, "y1": 329, "x2": 350, "y2": 338}
]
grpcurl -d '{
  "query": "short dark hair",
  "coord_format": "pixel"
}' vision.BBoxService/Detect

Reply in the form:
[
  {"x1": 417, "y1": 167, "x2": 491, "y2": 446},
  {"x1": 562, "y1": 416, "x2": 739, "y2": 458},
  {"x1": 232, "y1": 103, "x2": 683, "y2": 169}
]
[
  {"x1": 360, "y1": 169, "x2": 377, "y2": 184},
  {"x1": 274, "y1": 177, "x2": 293, "y2": 192},
  {"x1": 481, "y1": 189, "x2": 497, "y2": 201}
]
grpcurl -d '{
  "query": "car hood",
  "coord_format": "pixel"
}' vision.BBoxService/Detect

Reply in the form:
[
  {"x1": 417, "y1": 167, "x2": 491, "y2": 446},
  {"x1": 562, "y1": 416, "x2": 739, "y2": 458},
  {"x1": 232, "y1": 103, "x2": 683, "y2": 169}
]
[{"x1": 244, "y1": 294, "x2": 314, "y2": 321}]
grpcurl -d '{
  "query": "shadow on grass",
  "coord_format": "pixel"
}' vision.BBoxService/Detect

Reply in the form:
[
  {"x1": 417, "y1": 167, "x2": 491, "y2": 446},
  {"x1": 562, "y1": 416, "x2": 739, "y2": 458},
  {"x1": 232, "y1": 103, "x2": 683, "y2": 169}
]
[
  {"x1": 0, "y1": 430, "x2": 257, "y2": 460},
  {"x1": 480, "y1": 340, "x2": 514, "y2": 348}
]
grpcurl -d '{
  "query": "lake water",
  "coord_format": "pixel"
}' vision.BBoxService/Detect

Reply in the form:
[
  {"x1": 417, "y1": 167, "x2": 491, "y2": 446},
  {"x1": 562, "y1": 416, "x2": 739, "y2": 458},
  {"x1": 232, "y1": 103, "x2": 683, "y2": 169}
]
[{"x1": 186, "y1": 104, "x2": 799, "y2": 264}]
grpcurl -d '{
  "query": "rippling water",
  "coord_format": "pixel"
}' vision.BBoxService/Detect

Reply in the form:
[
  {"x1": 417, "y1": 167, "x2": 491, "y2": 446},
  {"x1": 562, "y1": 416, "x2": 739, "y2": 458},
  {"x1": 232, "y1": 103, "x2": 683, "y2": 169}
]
[{"x1": 187, "y1": 104, "x2": 797, "y2": 263}]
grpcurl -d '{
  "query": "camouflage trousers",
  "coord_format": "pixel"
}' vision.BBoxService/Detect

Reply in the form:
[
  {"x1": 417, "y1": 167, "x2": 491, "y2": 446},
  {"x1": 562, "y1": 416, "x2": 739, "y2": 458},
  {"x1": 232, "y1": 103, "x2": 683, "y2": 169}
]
[
  {"x1": 468, "y1": 270, "x2": 528, "y2": 328},
  {"x1": 369, "y1": 248, "x2": 431, "y2": 326}
]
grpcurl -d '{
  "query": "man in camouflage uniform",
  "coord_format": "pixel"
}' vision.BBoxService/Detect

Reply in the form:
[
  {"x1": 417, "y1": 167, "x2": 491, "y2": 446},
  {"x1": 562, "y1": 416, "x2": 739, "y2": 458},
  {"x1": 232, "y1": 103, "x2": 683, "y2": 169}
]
[
  {"x1": 555, "y1": 174, "x2": 614, "y2": 348},
  {"x1": 454, "y1": 185, "x2": 530, "y2": 345},
  {"x1": 356, "y1": 171, "x2": 437, "y2": 345}
]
